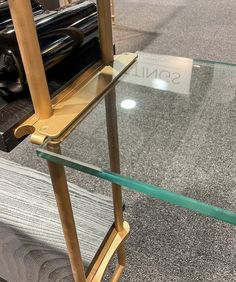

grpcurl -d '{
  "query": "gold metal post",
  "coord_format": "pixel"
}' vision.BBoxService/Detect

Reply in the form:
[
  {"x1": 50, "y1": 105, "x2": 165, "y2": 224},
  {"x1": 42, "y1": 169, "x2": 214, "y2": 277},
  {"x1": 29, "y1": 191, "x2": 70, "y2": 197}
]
[
  {"x1": 60, "y1": 0, "x2": 71, "y2": 6},
  {"x1": 9, "y1": 0, "x2": 130, "y2": 280},
  {"x1": 110, "y1": 0, "x2": 115, "y2": 24},
  {"x1": 105, "y1": 92, "x2": 124, "y2": 231},
  {"x1": 96, "y1": 0, "x2": 114, "y2": 65},
  {"x1": 105, "y1": 90, "x2": 126, "y2": 276},
  {"x1": 8, "y1": 0, "x2": 52, "y2": 119},
  {"x1": 47, "y1": 144, "x2": 86, "y2": 282}
]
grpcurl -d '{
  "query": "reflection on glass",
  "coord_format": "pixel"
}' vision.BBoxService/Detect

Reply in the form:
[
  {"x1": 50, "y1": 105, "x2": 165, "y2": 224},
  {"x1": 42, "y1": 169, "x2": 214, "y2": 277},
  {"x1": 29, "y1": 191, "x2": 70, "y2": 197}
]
[
  {"x1": 120, "y1": 99, "x2": 136, "y2": 109},
  {"x1": 122, "y1": 51, "x2": 193, "y2": 95},
  {"x1": 151, "y1": 78, "x2": 168, "y2": 90}
]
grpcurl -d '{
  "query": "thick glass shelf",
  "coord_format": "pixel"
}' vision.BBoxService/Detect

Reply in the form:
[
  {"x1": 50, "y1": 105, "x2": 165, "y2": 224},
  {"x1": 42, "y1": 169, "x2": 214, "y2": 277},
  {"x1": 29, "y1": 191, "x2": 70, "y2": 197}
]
[{"x1": 37, "y1": 52, "x2": 236, "y2": 225}]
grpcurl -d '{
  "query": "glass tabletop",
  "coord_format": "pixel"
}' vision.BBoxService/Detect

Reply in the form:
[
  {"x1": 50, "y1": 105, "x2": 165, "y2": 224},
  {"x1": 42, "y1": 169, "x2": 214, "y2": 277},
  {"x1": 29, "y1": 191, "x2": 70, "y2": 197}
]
[{"x1": 37, "y1": 52, "x2": 236, "y2": 225}]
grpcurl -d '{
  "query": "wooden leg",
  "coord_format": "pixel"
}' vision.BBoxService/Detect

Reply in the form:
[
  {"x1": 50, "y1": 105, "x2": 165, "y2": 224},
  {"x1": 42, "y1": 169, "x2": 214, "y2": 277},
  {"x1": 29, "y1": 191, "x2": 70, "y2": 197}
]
[
  {"x1": 47, "y1": 144, "x2": 86, "y2": 282},
  {"x1": 105, "y1": 90, "x2": 126, "y2": 277}
]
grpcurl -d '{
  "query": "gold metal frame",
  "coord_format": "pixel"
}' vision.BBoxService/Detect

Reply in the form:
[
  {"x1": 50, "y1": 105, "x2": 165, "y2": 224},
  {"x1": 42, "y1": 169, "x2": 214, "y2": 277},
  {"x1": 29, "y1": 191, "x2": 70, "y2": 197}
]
[
  {"x1": 14, "y1": 53, "x2": 137, "y2": 144},
  {"x1": 87, "y1": 222, "x2": 130, "y2": 281},
  {"x1": 8, "y1": 0, "x2": 135, "y2": 280},
  {"x1": 47, "y1": 143, "x2": 86, "y2": 282}
]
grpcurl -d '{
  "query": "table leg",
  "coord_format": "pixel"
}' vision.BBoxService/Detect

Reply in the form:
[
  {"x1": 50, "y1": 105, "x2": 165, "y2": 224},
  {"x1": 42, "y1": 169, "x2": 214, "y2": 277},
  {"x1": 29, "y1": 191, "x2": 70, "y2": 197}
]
[
  {"x1": 110, "y1": 0, "x2": 115, "y2": 24},
  {"x1": 97, "y1": 0, "x2": 114, "y2": 65},
  {"x1": 105, "y1": 90, "x2": 126, "y2": 276},
  {"x1": 47, "y1": 144, "x2": 86, "y2": 282}
]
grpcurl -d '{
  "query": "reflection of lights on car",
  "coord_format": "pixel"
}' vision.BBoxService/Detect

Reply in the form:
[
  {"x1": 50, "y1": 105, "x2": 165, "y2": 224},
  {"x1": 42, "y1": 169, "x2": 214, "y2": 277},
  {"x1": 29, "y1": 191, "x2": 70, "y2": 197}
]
[
  {"x1": 121, "y1": 99, "x2": 136, "y2": 109},
  {"x1": 151, "y1": 79, "x2": 168, "y2": 90}
]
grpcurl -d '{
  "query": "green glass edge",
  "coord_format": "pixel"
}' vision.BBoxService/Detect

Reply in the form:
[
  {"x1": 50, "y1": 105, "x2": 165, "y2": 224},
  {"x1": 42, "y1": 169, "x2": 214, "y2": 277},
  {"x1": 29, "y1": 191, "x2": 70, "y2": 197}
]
[{"x1": 37, "y1": 148, "x2": 236, "y2": 226}]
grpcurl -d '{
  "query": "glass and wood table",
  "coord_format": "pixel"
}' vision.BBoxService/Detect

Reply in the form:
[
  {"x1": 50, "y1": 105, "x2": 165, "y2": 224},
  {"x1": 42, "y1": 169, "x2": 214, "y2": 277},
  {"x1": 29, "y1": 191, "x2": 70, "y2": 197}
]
[{"x1": 37, "y1": 52, "x2": 236, "y2": 279}]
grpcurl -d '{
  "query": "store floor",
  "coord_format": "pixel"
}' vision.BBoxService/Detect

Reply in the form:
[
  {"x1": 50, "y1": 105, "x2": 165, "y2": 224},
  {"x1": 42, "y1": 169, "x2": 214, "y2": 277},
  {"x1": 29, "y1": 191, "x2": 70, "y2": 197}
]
[{"x1": 1, "y1": 0, "x2": 236, "y2": 281}]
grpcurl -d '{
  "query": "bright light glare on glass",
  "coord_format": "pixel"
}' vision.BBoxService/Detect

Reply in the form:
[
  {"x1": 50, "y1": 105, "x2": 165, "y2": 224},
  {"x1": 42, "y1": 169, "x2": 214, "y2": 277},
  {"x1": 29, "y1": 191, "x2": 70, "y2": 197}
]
[
  {"x1": 121, "y1": 99, "x2": 136, "y2": 109},
  {"x1": 151, "y1": 79, "x2": 168, "y2": 90}
]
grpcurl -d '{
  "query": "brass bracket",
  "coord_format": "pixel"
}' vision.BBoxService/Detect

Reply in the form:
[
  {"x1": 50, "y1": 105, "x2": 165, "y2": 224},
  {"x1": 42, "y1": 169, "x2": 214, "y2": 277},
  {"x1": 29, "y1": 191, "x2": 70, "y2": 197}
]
[
  {"x1": 14, "y1": 52, "x2": 137, "y2": 145},
  {"x1": 86, "y1": 221, "x2": 130, "y2": 282}
]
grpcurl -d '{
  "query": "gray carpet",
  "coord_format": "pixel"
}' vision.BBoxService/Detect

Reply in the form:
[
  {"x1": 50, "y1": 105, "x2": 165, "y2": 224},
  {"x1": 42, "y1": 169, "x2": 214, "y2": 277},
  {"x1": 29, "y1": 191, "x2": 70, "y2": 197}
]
[
  {"x1": 0, "y1": 158, "x2": 113, "y2": 281},
  {"x1": 0, "y1": 0, "x2": 236, "y2": 281}
]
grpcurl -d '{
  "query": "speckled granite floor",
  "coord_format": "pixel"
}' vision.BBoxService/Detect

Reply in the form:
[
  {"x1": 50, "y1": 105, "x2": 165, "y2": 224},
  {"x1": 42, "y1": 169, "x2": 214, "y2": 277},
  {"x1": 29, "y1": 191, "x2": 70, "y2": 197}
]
[{"x1": 1, "y1": 0, "x2": 236, "y2": 281}]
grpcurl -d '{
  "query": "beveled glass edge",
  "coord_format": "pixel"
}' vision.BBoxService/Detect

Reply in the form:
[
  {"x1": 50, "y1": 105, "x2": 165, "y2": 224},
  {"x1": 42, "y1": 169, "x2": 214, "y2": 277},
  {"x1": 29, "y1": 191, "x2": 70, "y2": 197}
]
[
  {"x1": 194, "y1": 58, "x2": 236, "y2": 68},
  {"x1": 133, "y1": 51, "x2": 236, "y2": 67},
  {"x1": 37, "y1": 147, "x2": 236, "y2": 226}
]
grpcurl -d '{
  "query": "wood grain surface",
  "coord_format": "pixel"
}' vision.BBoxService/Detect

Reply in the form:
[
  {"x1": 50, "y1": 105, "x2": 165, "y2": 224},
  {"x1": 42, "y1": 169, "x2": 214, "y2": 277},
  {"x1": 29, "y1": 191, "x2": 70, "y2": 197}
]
[{"x1": 0, "y1": 158, "x2": 113, "y2": 281}]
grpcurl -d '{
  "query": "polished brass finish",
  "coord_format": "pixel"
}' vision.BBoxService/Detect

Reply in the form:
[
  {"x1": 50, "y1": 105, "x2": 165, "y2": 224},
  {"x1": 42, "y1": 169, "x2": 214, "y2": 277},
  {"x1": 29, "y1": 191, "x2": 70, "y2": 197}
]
[
  {"x1": 14, "y1": 53, "x2": 137, "y2": 144},
  {"x1": 47, "y1": 144, "x2": 86, "y2": 282},
  {"x1": 97, "y1": 0, "x2": 114, "y2": 64},
  {"x1": 86, "y1": 222, "x2": 130, "y2": 282},
  {"x1": 8, "y1": 0, "x2": 52, "y2": 119}
]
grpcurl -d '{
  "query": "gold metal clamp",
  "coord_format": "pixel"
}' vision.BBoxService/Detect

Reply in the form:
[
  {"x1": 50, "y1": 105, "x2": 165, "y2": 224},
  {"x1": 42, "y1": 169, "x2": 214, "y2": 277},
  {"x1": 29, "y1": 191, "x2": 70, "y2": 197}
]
[
  {"x1": 8, "y1": 0, "x2": 136, "y2": 281},
  {"x1": 14, "y1": 52, "x2": 137, "y2": 145}
]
